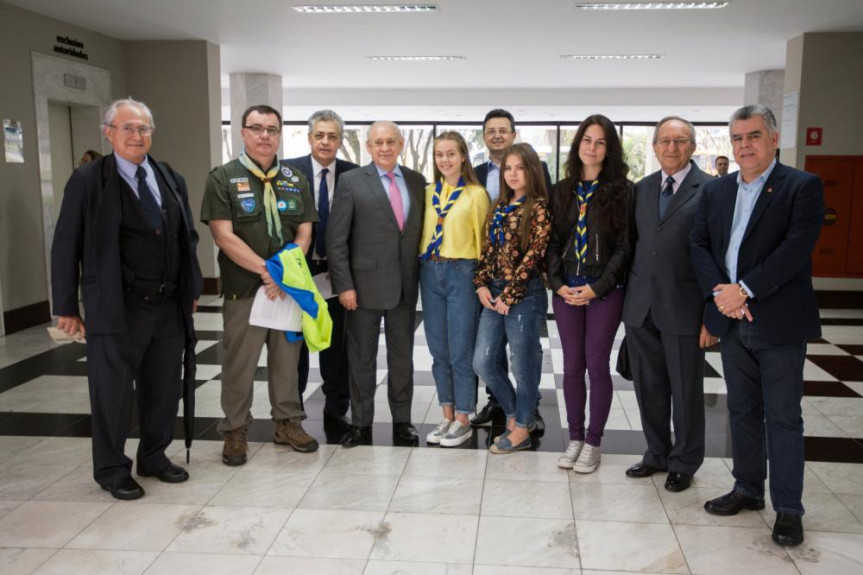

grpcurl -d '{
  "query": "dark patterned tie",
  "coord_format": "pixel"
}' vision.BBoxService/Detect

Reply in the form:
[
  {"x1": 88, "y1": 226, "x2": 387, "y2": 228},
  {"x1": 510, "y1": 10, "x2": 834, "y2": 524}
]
[
  {"x1": 315, "y1": 168, "x2": 329, "y2": 258},
  {"x1": 658, "y1": 175, "x2": 675, "y2": 220},
  {"x1": 135, "y1": 166, "x2": 163, "y2": 230}
]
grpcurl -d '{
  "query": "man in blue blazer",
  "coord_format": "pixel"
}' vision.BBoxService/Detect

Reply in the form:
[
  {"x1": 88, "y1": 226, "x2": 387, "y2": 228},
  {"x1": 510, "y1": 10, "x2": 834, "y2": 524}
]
[
  {"x1": 283, "y1": 110, "x2": 358, "y2": 436},
  {"x1": 690, "y1": 105, "x2": 824, "y2": 547}
]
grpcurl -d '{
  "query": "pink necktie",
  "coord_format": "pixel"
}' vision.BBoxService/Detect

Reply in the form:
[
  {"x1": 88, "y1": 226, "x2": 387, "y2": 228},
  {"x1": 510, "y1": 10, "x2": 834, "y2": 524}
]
[{"x1": 385, "y1": 172, "x2": 405, "y2": 231}]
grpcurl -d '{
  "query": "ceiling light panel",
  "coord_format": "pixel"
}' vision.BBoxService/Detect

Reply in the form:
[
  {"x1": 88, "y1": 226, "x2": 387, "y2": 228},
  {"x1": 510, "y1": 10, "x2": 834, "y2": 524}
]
[
  {"x1": 293, "y1": 4, "x2": 438, "y2": 13},
  {"x1": 561, "y1": 54, "x2": 664, "y2": 60},
  {"x1": 576, "y1": 2, "x2": 729, "y2": 10},
  {"x1": 366, "y1": 56, "x2": 466, "y2": 61}
]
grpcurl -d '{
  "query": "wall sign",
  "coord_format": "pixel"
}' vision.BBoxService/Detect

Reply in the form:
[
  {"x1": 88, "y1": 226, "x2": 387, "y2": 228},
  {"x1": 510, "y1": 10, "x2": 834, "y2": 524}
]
[
  {"x1": 806, "y1": 127, "x2": 823, "y2": 146},
  {"x1": 54, "y1": 36, "x2": 89, "y2": 61},
  {"x1": 3, "y1": 119, "x2": 24, "y2": 164}
]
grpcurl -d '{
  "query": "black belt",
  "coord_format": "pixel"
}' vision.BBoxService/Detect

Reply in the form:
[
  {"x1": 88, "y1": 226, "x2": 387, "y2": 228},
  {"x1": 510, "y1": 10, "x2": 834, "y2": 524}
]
[{"x1": 127, "y1": 278, "x2": 177, "y2": 298}]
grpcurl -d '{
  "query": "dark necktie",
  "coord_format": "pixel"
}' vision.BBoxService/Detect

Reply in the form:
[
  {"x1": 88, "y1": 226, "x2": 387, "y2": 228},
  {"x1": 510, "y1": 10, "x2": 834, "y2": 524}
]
[
  {"x1": 135, "y1": 166, "x2": 163, "y2": 230},
  {"x1": 658, "y1": 175, "x2": 675, "y2": 220},
  {"x1": 315, "y1": 168, "x2": 330, "y2": 258}
]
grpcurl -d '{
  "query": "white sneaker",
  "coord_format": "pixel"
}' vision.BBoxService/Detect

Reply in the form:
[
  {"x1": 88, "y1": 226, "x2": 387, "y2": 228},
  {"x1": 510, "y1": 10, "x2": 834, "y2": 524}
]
[
  {"x1": 557, "y1": 440, "x2": 584, "y2": 469},
  {"x1": 440, "y1": 420, "x2": 473, "y2": 447},
  {"x1": 426, "y1": 419, "x2": 452, "y2": 444},
  {"x1": 573, "y1": 443, "x2": 601, "y2": 474}
]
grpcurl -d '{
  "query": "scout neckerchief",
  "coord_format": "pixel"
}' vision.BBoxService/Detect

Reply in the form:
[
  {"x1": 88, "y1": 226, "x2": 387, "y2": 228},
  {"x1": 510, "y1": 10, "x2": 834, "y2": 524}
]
[
  {"x1": 489, "y1": 195, "x2": 525, "y2": 246},
  {"x1": 238, "y1": 152, "x2": 283, "y2": 244},
  {"x1": 420, "y1": 177, "x2": 466, "y2": 262},
  {"x1": 572, "y1": 180, "x2": 599, "y2": 265}
]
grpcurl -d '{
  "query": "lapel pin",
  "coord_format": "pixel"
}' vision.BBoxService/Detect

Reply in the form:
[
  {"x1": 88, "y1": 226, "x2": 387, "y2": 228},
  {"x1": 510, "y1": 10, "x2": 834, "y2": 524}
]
[{"x1": 766, "y1": 187, "x2": 773, "y2": 193}]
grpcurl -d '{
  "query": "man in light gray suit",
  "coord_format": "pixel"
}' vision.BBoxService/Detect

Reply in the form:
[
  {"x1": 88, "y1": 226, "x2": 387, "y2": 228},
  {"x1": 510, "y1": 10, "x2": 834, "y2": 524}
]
[
  {"x1": 622, "y1": 116, "x2": 718, "y2": 492},
  {"x1": 326, "y1": 121, "x2": 427, "y2": 447}
]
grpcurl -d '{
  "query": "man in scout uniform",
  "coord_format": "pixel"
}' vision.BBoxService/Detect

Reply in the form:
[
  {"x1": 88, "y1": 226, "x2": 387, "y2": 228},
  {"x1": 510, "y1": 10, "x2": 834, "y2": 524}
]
[{"x1": 201, "y1": 104, "x2": 319, "y2": 466}]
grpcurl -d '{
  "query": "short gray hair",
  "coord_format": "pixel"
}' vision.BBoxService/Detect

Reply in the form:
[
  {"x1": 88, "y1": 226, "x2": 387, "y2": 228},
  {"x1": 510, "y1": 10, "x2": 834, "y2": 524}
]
[
  {"x1": 308, "y1": 109, "x2": 345, "y2": 137},
  {"x1": 729, "y1": 105, "x2": 777, "y2": 137},
  {"x1": 653, "y1": 116, "x2": 696, "y2": 145},
  {"x1": 366, "y1": 120, "x2": 403, "y2": 142},
  {"x1": 102, "y1": 98, "x2": 155, "y2": 128}
]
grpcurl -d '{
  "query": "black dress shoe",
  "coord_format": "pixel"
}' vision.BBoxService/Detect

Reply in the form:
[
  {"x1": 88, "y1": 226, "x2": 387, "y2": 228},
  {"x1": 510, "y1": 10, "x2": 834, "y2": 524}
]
[
  {"x1": 137, "y1": 460, "x2": 190, "y2": 484},
  {"x1": 393, "y1": 422, "x2": 419, "y2": 441},
  {"x1": 664, "y1": 472, "x2": 692, "y2": 492},
  {"x1": 772, "y1": 512, "x2": 804, "y2": 547},
  {"x1": 471, "y1": 402, "x2": 503, "y2": 426},
  {"x1": 625, "y1": 461, "x2": 666, "y2": 478},
  {"x1": 102, "y1": 476, "x2": 145, "y2": 500},
  {"x1": 704, "y1": 490, "x2": 766, "y2": 516},
  {"x1": 340, "y1": 425, "x2": 372, "y2": 448},
  {"x1": 323, "y1": 411, "x2": 352, "y2": 432},
  {"x1": 532, "y1": 409, "x2": 545, "y2": 434}
]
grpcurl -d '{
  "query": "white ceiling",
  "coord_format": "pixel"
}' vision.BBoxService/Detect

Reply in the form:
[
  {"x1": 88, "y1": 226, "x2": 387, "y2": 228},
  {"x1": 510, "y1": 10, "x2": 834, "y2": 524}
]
[{"x1": 10, "y1": 0, "x2": 863, "y2": 121}]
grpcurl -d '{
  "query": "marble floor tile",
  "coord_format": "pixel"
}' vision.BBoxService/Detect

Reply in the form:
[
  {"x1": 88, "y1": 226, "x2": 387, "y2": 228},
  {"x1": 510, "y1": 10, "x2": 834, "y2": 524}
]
[
  {"x1": 402, "y1": 447, "x2": 488, "y2": 479},
  {"x1": 0, "y1": 464, "x2": 76, "y2": 500},
  {"x1": 674, "y1": 524, "x2": 798, "y2": 575},
  {"x1": 167, "y1": 505, "x2": 290, "y2": 555},
  {"x1": 0, "y1": 500, "x2": 111, "y2": 548},
  {"x1": 31, "y1": 464, "x2": 109, "y2": 502},
  {"x1": 143, "y1": 552, "x2": 262, "y2": 575},
  {"x1": 761, "y1": 491, "x2": 863, "y2": 533},
  {"x1": 0, "y1": 548, "x2": 56, "y2": 575},
  {"x1": 807, "y1": 397, "x2": 863, "y2": 417},
  {"x1": 5, "y1": 437, "x2": 92, "y2": 467},
  {"x1": 577, "y1": 520, "x2": 688, "y2": 573},
  {"x1": 659, "y1": 486, "x2": 767, "y2": 528},
  {"x1": 802, "y1": 360, "x2": 838, "y2": 382},
  {"x1": 168, "y1": 439, "x2": 264, "y2": 470},
  {"x1": 0, "y1": 499, "x2": 21, "y2": 520},
  {"x1": 268, "y1": 508, "x2": 383, "y2": 559},
  {"x1": 32, "y1": 549, "x2": 157, "y2": 574},
  {"x1": 805, "y1": 413, "x2": 850, "y2": 438},
  {"x1": 244, "y1": 442, "x2": 335, "y2": 472},
  {"x1": 603, "y1": 408, "x2": 632, "y2": 431},
  {"x1": 826, "y1": 414, "x2": 863, "y2": 437},
  {"x1": 370, "y1": 512, "x2": 478, "y2": 564},
  {"x1": 567, "y1": 453, "x2": 651, "y2": 485},
  {"x1": 474, "y1": 516, "x2": 579, "y2": 569},
  {"x1": 390, "y1": 476, "x2": 482, "y2": 515},
  {"x1": 835, "y1": 492, "x2": 863, "y2": 522},
  {"x1": 684, "y1": 457, "x2": 734, "y2": 489},
  {"x1": 67, "y1": 502, "x2": 201, "y2": 551},
  {"x1": 135, "y1": 466, "x2": 239, "y2": 505},
  {"x1": 364, "y1": 560, "x2": 473, "y2": 575},
  {"x1": 298, "y1": 472, "x2": 399, "y2": 512},
  {"x1": 473, "y1": 567, "x2": 580, "y2": 575},
  {"x1": 485, "y1": 452, "x2": 570, "y2": 483},
  {"x1": 570, "y1": 482, "x2": 667, "y2": 524},
  {"x1": 808, "y1": 462, "x2": 863, "y2": 495},
  {"x1": 483, "y1": 479, "x2": 573, "y2": 519},
  {"x1": 321, "y1": 445, "x2": 411, "y2": 477},
  {"x1": 208, "y1": 468, "x2": 317, "y2": 508},
  {"x1": 787, "y1": 531, "x2": 863, "y2": 574},
  {"x1": 254, "y1": 556, "x2": 366, "y2": 575},
  {"x1": 0, "y1": 436, "x2": 46, "y2": 462}
]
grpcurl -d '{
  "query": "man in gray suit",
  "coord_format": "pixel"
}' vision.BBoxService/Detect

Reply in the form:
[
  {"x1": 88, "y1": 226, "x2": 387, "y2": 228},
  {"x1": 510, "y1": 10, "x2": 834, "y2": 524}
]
[
  {"x1": 326, "y1": 121, "x2": 426, "y2": 447},
  {"x1": 622, "y1": 116, "x2": 718, "y2": 492}
]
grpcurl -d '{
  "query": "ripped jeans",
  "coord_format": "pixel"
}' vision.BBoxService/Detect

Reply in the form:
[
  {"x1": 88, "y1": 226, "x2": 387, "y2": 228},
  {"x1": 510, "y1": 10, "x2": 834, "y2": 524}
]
[{"x1": 472, "y1": 277, "x2": 547, "y2": 428}]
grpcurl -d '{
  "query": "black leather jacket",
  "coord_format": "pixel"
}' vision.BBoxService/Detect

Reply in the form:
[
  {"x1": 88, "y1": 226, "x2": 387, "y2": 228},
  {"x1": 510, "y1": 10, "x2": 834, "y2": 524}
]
[{"x1": 546, "y1": 177, "x2": 633, "y2": 298}]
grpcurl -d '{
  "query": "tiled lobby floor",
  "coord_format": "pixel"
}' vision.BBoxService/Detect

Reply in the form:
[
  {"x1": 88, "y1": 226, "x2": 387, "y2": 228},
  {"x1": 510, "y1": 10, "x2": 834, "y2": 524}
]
[{"x1": 1, "y1": 292, "x2": 862, "y2": 574}]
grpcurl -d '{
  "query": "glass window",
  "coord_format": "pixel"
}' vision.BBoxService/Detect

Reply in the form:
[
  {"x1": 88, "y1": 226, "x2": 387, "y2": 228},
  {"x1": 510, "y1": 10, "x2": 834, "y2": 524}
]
[
  {"x1": 516, "y1": 126, "x2": 559, "y2": 185},
  {"x1": 443, "y1": 125, "x2": 487, "y2": 170},
  {"x1": 281, "y1": 125, "x2": 310, "y2": 160},
  {"x1": 221, "y1": 126, "x2": 232, "y2": 164},
  {"x1": 398, "y1": 125, "x2": 435, "y2": 181},
  {"x1": 621, "y1": 125, "x2": 653, "y2": 183},
  {"x1": 557, "y1": 126, "x2": 580, "y2": 182},
  {"x1": 339, "y1": 126, "x2": 367, "y2": 165},
  {"x1": 694, "y1": 125, "x2": 737, "y2": 176}
]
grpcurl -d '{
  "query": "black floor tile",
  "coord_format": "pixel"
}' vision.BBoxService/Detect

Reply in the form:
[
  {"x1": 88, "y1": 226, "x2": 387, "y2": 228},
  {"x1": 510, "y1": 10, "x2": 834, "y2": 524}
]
[
  {"x1": 804, "y1": 381, "x2": 862, "y2": 398},
  {"x1": 837, "y1": 344, "x2": 863, "y2": 355},
  {"x1": 0, "y1": 344, "x2": 87, "y2": 393},
  {"x1": 807, "y1": 355, "x2": 863, "y2": 382},
  {"x1": 0, "y1": 412, "x2": 90, "y2": 437}
]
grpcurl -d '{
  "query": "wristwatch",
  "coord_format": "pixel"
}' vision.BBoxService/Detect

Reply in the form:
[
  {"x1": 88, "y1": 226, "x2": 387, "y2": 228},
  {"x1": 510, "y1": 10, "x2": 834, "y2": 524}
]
[{"x1": 738, "y1": 284, "x2": 749, "y2": 298}]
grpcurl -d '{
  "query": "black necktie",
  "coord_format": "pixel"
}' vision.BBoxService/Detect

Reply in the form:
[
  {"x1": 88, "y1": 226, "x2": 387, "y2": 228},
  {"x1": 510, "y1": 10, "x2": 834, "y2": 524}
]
[
  {"x1": 135, "y1": 166, "x2": 163, "y2": 230},
  {"x1": 315, "y1": 168, "x2": 330, "y2": 258},
  {"x1": 658, "y1": 175, "x2": 675, "y2": 220}
]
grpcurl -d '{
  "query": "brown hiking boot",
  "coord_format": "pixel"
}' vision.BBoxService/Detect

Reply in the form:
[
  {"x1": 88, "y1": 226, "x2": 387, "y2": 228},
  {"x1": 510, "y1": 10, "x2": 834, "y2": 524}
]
[
  {"x1": 274, "y1": 420, "x2": 319, "y2": 453},
  {"x1": 222, "y1": 426, "x2": 248, "y2": 466}
]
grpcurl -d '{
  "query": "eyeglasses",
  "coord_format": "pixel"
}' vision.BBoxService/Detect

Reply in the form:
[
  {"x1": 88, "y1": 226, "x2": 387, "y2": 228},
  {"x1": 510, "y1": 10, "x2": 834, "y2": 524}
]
[
  {"x1": 655, "y1": 138, "x2": 692, "y2": 148},
  {"x1": 371, "y1": 139, "x2": 400, "y2": 149},
  {"x1": 244, "y1": 125, "x2": 281, "y2": 137},
  {"x1": 109, "y1": 124, "x2": 154, "y2": 137},
  {"x1": 484, "y1": 128, "x2": 512, "y2": 136}
]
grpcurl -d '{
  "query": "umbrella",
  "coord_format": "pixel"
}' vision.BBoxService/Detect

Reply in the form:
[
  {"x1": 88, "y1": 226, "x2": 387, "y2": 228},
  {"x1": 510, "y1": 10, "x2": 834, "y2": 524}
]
[{"x1": 182, "y1": 330, "x2": 198, "y2": 463}]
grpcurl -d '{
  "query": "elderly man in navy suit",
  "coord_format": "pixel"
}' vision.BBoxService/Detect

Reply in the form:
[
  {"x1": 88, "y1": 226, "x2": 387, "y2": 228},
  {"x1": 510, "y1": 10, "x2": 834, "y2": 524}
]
[
  {"x1": 284, "y1": 110, "x2": 358, "y2": 435},
  {"x1": 691, "y1": 105, "x2": 824, "y2": 547}
]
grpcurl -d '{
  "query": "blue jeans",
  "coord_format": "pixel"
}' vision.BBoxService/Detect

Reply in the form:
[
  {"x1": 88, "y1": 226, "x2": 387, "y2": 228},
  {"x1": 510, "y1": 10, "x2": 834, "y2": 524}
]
[
  {"x1": 420, "y1": 259, "x2": 480, "y2": 414},
  {"x1": 473, "y1": 278, "x2": 547, "y2": 428},
  {"x1": 721, "y1": 320, "x2": 807, "y2": 516}
]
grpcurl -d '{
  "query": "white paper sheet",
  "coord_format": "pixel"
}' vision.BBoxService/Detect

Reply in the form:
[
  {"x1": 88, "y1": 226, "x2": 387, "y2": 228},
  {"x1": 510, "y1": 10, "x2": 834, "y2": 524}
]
[
  {"x1": 313, "y1": 273, "x2": 333, "y2": 300},
  {"x1": 249, "y1": 286, "x2": 302, "y2": 331},
  {"x1": 47, "y1": 326, "x2": 86, "y2": 344}
]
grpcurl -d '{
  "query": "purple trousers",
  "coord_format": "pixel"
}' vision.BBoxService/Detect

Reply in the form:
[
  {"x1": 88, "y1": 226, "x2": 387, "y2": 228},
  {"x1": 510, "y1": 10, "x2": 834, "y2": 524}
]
[{"x1": 553, "y1": 287, "x2": 624, "y2": 446}]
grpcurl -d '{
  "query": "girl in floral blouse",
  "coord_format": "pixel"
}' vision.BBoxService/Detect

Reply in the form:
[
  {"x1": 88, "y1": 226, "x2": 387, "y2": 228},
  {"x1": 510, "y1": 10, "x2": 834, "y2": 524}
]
[{"x1": 473, "y1": 143, "x2": 551, "y2": 454}]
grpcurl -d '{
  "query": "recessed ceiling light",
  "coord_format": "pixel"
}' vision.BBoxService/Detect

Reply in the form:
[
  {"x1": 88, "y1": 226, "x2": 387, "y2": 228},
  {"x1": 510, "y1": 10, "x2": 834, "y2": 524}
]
[
  {"x1": 576, "y1": 2, "x2": 729, "y2": 10},
  {"x1": 366, "y1": 56, "x2": 466, "y2": 61},
  {"x1": 561, "y1": 54, "x2": 664, "y2": 60},
  {"x1": 293, "y1": 4, "x2": 438, "y2": 13}
]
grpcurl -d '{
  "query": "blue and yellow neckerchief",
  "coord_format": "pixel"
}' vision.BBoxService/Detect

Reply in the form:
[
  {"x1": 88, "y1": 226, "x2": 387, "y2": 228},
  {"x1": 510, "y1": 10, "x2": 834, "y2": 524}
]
[
  {"x1": 489, "y1": 196, "x2": 525, "y2": 246},
  {"x1": 420, "y1": 177, "x2": 465, "y2": 262},
  {"x1": 572, "y1": 180, "x2": 599, "y2": 265}
]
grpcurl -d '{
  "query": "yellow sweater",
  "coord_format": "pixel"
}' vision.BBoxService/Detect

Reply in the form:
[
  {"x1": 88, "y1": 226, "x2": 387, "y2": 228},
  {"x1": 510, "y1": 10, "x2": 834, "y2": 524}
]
[{"x1": 419, "y1": 181, "x2": 490, "y2": 260}]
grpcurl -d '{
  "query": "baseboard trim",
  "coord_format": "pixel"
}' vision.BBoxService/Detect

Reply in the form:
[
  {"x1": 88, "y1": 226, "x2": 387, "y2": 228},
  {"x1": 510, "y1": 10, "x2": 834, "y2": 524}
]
[{"x1": 3, "y1": 301, "x2": 51, "y2": 335}]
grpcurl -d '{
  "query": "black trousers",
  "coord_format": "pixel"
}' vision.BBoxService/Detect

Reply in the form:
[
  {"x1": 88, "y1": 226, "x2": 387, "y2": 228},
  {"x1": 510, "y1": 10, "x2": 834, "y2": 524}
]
[
  {"x1": 86, "y1": 293, "x2": 184, "y2": 486},
  {"x1": 298, "y1": 259, "x2": 350, "y2": 415}
]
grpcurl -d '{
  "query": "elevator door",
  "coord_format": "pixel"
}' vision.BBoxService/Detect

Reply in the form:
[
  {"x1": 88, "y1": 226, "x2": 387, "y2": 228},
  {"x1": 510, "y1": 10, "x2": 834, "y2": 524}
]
[{"x1": 48, "y1": 103, "x2": 75, "y2": 222}]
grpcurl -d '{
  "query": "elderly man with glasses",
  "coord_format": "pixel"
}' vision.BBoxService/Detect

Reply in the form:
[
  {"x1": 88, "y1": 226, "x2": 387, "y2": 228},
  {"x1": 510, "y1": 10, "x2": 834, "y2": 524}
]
[
  {"x1": 621, "y1": 116, "x2": 717, "y2": 493},
  {"x1": 52, "y1": 98, "x2": 203, "y2": 500},
  {"x1": 201, "y1": 104, "x2": 320, "y2": 466}
]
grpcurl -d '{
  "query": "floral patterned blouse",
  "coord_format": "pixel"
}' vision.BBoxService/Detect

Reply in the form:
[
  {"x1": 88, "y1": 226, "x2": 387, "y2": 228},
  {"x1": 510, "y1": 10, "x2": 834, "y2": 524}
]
[{"x1": 474, "y1": 198, "x2": 551, "y2": 305}]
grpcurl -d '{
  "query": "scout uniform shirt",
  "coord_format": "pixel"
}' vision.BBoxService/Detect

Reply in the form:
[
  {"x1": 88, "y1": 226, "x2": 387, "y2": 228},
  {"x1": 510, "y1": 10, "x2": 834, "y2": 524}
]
[{"x1": 201, "y1": 158, "x2": 318, "y2": 299}]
